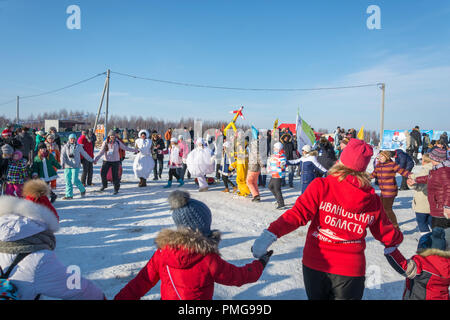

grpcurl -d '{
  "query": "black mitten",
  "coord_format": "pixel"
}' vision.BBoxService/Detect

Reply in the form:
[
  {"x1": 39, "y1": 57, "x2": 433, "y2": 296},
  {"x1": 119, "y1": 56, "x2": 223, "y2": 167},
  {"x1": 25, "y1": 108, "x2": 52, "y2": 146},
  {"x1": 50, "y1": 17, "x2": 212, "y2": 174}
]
[{"x1": 258, "y1": 250, "x2": 274, "y2": 268}]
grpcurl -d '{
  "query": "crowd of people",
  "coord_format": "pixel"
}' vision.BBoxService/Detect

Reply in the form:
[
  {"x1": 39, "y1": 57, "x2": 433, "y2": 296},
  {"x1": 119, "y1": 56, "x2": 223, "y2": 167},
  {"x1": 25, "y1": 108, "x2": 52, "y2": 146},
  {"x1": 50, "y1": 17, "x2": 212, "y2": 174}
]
[{"x1": 0, "y1": 122, "x2": 448, "y2": 301}]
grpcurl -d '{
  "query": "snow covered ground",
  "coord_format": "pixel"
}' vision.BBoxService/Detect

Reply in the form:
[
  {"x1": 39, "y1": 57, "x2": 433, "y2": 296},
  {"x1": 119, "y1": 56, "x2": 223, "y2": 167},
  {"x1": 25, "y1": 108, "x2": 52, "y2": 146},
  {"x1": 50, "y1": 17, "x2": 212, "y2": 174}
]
[{"x1": 51, "y1": 150, "x2": 423, "y2": 300}]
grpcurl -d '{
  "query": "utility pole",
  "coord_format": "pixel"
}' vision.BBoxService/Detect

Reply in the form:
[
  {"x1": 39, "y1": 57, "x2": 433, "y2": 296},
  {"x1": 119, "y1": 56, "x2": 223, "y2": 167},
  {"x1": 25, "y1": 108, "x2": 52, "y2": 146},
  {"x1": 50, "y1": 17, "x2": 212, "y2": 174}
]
[
  {"x1": 379, "y1": 83, "x2": 385, "y2": 148},
  {"x1": 93, "y1": 71, "x2": 109, "y2": 139},
  {"x1": 105, "y1": 69, "x2": 110, "y2": 137}
]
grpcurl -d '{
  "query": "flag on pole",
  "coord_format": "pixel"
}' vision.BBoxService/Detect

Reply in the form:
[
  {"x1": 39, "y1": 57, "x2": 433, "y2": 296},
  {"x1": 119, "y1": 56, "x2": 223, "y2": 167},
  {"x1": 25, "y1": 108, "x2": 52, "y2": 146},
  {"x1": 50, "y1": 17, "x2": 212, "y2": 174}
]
[
  {"x1": 273, "y1": 119, "x2": 278, "y2": 130},
  {"x1": 296, "y1": 109, "x2": 316, "y2": 152},
  {"x1": 357, "y1": 126, "x2": 364, "y2": 140}
]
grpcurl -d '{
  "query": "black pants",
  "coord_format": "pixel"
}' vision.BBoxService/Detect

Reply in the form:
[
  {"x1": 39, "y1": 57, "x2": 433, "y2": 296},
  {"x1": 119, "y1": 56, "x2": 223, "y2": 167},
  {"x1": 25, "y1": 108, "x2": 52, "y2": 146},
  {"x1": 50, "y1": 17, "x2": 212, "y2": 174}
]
[
  {"x1": 100, "y1": 161, "x2": 120, "y2": 191},
  {"x1": 81, "y1": 158, "x2": 93, "y2": 186},
  {"x1": 181, "y1": 163, "x2": 189, "y2": 180},
  {"x1": 222, "y1": 175, "x2": 235, "y2": 189},
  {"x1": 153, "y1": 157, "x2": 163, "y2": 178},
  {"x1": 268, "y1": 178, "x2": 284, "y2": 206},
  {"x1": 168, "y1": 168, "x2": 180, "y2": 182},
  {"x1": 432, "y1": 216, "x2": 450, "y2": 229},
  {"x1": 303, "y1": 264, "x2": 365, "y2": 300}
]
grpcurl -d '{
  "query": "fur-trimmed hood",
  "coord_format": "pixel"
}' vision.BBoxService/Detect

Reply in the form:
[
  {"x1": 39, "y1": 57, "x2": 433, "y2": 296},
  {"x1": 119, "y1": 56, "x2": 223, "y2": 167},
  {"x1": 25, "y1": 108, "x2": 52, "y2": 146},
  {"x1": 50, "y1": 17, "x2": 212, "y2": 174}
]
[
  {"x1": 138, "y1": 130, "x2": 150, "y2": 139},
  {"x1": 417, "y1": 248, "x2": 450, "y2": 258},
  {"x1": 0, "y1": 196, "x2": 59, "y2": 242},
  {"x1": 155, "y1": 228, "x2": 221, "y2": 269},
  {"x1": 22, "y1": 179, "x2": 50, "y2": 198}
]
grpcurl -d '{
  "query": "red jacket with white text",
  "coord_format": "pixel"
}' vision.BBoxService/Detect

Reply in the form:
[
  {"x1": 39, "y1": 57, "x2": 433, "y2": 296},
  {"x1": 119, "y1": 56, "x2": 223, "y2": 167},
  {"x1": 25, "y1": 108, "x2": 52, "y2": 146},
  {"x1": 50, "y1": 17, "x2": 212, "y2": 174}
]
[{"x1": 267, "y1": 175, "x2": 404, "y2": 277}]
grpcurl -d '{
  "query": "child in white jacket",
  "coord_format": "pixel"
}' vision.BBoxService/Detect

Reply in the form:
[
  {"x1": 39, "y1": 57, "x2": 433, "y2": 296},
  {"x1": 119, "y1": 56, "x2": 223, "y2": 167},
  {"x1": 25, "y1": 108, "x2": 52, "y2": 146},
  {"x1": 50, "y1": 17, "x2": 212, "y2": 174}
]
[
  {"x1": 163, "y1": 138, "x2": 184, "y2": 188},
  {"x1": 0, "y1": 183, "x2": 105, "y2": 300}
]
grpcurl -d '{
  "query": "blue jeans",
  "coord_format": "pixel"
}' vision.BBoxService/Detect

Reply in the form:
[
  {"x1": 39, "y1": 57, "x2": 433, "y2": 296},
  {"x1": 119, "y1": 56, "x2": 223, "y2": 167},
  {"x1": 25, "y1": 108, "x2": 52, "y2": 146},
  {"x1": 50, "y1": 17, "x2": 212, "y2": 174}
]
[
  {"x1": 283, "y1": 166, "x2": 295, "y2": 185},
  {"x1": 415, "y1": 212, "x2": 432, "y2": 234}
]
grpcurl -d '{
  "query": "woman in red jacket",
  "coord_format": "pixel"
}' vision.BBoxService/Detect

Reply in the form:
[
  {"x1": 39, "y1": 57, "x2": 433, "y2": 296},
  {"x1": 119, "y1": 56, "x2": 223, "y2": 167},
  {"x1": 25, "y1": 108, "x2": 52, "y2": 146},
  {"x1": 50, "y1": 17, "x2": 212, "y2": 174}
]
[
  {"x1": 408, "y1": 147, "x2": 450, "y2": 229},
  {"x1": 251, "y1": 139, "x2": 403, "y2": 300},
  {"x1": 114, "y1": 190, "x2": 272, "y2": 300}
]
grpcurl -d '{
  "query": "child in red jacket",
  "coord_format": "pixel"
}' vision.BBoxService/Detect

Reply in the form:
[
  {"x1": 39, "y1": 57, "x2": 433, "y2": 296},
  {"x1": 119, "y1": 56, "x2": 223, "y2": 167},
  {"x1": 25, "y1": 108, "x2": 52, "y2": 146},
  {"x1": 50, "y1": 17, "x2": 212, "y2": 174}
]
[
  {"x1": 252, "y1": 139, "x2": 403, "y2": 300},
  {"x1": 384, "y1": 227, "x2": 449, "y2": 300},
  {"x1": 114, "y1": 190, "x2": 272, "y2": 300}
]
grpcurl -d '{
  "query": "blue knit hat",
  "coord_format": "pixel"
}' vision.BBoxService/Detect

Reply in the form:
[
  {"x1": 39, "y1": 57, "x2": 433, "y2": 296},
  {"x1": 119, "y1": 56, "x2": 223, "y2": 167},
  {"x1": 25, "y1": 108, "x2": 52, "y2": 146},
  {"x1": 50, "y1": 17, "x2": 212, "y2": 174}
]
[
  {"x1": 69, "y1": 133, "x2": 77, "y2": 140},
  {"x1": 168, "y1": 191, "x2": 212, "y2": 237}
]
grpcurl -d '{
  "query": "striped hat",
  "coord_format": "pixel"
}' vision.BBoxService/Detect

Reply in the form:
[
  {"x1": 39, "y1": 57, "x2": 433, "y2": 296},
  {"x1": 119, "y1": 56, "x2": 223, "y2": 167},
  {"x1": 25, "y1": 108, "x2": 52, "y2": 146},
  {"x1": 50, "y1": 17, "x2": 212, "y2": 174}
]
[{"x1": 429, "y1": 147, "x2": 447, "y2": 163}]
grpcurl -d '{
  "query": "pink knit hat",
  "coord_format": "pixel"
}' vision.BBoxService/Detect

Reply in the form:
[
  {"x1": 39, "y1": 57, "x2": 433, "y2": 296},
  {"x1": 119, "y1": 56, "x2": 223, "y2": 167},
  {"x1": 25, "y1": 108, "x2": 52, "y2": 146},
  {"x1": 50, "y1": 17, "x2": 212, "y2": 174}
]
[{"x1": 340, "y1": 138, "x2": 373, "y2": 172}]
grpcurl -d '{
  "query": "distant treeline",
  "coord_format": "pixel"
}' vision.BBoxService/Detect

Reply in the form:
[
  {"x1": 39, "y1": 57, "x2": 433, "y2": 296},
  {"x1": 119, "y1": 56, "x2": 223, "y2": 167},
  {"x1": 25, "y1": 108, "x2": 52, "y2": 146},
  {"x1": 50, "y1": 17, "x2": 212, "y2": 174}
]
[
  {"x1": 0, "y1": 109, "x2": 247, "y2": 134},
  {"x1": 0, "y1": 109, "x2": 378, "y2": 144}
]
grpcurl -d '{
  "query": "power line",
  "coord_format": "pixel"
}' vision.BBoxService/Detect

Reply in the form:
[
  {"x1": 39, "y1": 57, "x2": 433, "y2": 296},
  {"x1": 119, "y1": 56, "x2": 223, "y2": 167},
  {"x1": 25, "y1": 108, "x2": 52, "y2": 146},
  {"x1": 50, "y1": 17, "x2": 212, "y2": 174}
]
[
  {"x1": 20, "y1": 72, "x2": 107, "y2": 99},
  {"x1": 0, "y1": 72, "x2": 107, "y2": 107},
  {"x1": 0, "y1": 98, "x2": 16, "y2": 107},
  {"x1": 110, "y1": 70, "x2": 382, "y2": 92}
]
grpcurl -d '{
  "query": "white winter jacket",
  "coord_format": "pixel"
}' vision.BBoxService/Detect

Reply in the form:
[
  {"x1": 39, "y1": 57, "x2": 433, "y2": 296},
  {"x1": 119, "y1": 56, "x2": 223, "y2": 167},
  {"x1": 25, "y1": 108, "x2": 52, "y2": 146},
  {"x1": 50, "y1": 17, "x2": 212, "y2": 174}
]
[{"x1": 0, "y1": 196, "x2": 104, "y2": 300}]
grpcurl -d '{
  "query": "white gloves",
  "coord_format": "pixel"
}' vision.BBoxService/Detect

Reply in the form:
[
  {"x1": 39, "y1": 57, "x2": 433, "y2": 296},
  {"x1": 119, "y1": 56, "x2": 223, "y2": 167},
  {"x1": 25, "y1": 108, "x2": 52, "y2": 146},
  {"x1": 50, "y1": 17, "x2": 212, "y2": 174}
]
[{"x1": 252, "y1": 229, "x2": 277, "y2": 259}]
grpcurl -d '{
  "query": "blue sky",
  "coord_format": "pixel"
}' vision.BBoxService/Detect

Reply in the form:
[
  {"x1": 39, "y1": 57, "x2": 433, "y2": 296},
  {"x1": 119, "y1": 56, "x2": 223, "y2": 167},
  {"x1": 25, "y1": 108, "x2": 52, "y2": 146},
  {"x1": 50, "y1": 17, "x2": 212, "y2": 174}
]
[{"x1": 1, "y1": 0, "x2": 449, "y2": 131}]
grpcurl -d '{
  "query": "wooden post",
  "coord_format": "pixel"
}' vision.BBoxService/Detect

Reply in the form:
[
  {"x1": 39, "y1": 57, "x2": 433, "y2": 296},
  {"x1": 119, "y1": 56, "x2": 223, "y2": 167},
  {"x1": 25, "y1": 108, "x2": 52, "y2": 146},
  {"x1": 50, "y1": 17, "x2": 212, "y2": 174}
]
[
  {"x1": 379, "y1": 83, "x2": 385, "y2": 147},
  {"x1": 93, "y1": 72, "x2": 109, "y2": 136},
  {"x1": 105, "y1": 69, "x2": 110, "y2": 137}
]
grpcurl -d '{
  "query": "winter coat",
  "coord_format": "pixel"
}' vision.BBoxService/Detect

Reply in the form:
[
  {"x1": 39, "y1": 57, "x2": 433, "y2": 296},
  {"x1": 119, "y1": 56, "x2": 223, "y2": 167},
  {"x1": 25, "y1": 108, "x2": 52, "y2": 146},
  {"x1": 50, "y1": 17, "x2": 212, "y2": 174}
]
[
  {"x1": 267, "y1": 174, "x2": 404, "y2": 277},
  {"x1": 394, "y1": 149, "x2": 414, "y2": 171},
  {"x1": 0, "y1": 196, "x2": 104, "y2": 300},
  {"x1": 45, "y1": 141, "x2": 60, "y2": 163},
  {"x1": 385, "y1": 237, "x2": 449, "y2": 300},
  {"x1": 114, "y1": 228, "x2": 264, "y2": 300},
  {"x1": 151, "y1": 137, "x2": 165, "y2": 160},
  {"x1": 31, "y1": 154, "x2": 61, "y2": 182},
  {"x1": 288, "y1": 152, "x2": 327, "y2": 193},
  {"x1": 415, "y1": 160, "x2": 450, "y2": 219},
  {"x1": 163, "y1": 145, "x2": 183, "y2": 169},
  {"x1": 410, "y1": 129, "x2": 422, "y2": 149},
  {"x1": 94, "y1": 138, "x2": 137, "y2": 163},
  {"x1": 409, "y1": 162, "x2": 433, "y2": 214},
  {"x1": 133, "y1": 131, "x2": 155, "y2": 179},
  {"x1": 16, "y1": 132, "x2": 35, "y2": 160},
  {"x1": 281, "y1": 133, "x2": 295, "y2": 161},
  {"x1": 34, "y1": 135, "x2": 45, "y2": 152},
  {"x1": 178, "y1": 140, "x2": 190, "y2": 163},
  {"x1": 0, "y1": 157, "x2": 11, "y2": 181},
  {"x1": 219, "y1": 151, "x2": 234, "y2": 177},
  {"x1": 316, "y1": 142, "x2": 337, "y2": 170},
  {"x1": 6, "y1": 159, "x2": 28, "y2": 185},
  {"x1": 77, "y1": 135, "x2": 94, "y2": 159},
  {"x1": 267, "y1": 150, "x2": 286, "y2": 179},
  {"x1": 370, "y1": 159, "x2": 411, "y2": 198},
  {"x1": 61, "y1": 142, "x2": 93, "y2": 169}
]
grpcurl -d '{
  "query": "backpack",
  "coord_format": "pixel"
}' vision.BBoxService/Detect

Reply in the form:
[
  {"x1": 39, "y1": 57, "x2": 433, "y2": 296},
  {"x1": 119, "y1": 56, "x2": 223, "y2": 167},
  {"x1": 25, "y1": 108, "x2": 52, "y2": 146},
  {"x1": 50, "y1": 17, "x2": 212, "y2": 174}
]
[{"x1": 0, "y1": 253, "x2": 30, "y2": 300}]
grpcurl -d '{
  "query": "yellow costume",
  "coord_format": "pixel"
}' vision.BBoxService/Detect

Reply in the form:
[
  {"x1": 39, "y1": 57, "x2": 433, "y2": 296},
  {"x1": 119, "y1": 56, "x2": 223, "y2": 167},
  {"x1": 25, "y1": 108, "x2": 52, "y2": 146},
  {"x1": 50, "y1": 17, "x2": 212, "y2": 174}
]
[{"x1": 229, "y1": 142, "x2": 250, "y2": 197}]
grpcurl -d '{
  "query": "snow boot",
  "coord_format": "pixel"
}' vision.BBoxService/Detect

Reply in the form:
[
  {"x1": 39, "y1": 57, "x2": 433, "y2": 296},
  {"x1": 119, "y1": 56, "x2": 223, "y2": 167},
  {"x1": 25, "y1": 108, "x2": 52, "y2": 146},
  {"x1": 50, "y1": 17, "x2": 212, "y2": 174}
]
[
  {"x1": 177, "y1": 179, "x2": 184, "y2": 187},
  {"x1": 164, "y1": 181, "x2": 173, "y2": 188},
  {"x1": 222, "y1": 188, "x2": 229, "y2": 193},
  {"x1": 50, "y1": 192, "x2": 57, "y2": 203},
  {"x1": 142, "y1": 179, "x2": 147, "y2": 187},
  {"x1": 252, "y1": 195, "x2": 261, "y2": 202},
  {"x1": 80, "y1": 191, "x2": 86, "y2": 198},
  {"x1": 62, "y1": 196, "x2": 73, "y2": 200}
]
